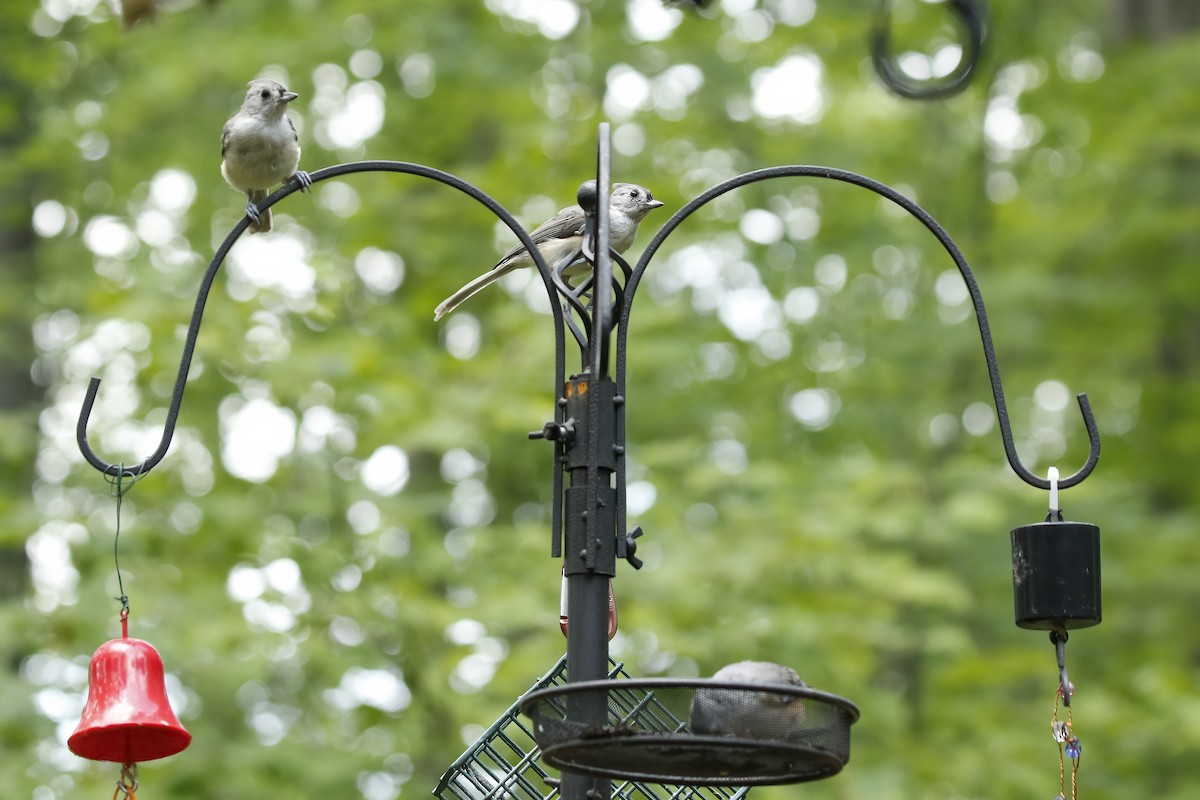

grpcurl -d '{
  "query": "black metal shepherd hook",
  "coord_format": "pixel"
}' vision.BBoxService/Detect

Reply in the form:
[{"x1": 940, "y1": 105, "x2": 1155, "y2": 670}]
[
  {"x1": 73, "y1": 122, "x2": 1102, "y2": 796},
  {"x1": 871, "y1": 0, "x2": 988, "y2": 100},
  {"x1": 77, "y1": 123, "x2": 1099, "y2": 497}
]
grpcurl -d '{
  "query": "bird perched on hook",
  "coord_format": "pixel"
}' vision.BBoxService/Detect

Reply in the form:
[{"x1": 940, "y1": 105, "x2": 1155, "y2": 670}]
[
  {"x1": 690, "y1": 661, "x2": 809, "y2": 741},
  {"x1": 221, "y1": 78, "x2": 312, "y2": 234},
  {"x1": 433, "y1": 183, "x2": 664, "y2": 321}
]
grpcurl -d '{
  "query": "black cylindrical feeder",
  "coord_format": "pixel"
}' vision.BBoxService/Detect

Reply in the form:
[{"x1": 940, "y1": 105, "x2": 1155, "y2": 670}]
[{"x1": 1011, "y1": 519, "x2": 1101, "y2": 631}]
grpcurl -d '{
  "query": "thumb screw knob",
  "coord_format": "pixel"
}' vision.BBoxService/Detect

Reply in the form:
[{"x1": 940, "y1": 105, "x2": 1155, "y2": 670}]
[{"x1": 624, "y1": 527, "x2": 644, "y2": 570}]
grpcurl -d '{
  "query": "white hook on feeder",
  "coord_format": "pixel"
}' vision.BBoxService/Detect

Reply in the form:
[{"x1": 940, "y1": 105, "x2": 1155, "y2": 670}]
[{"x1": 1047, "y1": 466, "x2": 1061, "y2": 522}]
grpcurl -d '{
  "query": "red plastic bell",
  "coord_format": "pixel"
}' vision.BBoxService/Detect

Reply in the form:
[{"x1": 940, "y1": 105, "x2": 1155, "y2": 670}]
[{"x1": 68, "y1": 634, "x2": 191, "y2": 763}]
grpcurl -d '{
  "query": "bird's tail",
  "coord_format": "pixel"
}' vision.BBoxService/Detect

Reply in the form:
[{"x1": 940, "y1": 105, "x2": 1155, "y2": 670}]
[
  {"x1": 433, "y1": 265, "x2": 512, "y2": 321},
  {"x1": 248, "y1": 188, "x2": 271, "y2": 234}
]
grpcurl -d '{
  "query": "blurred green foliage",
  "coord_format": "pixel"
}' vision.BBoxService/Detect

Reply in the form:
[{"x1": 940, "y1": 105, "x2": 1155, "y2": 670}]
[{"x1": 1, "y1": 1, "x2": 1198, "y2": 798}]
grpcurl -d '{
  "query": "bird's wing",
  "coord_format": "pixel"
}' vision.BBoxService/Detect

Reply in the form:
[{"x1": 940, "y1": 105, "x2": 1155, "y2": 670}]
[
  {"x1": 220, "y1": 119, "x2": 233, "y2": 158},
  {"x1": 496, "y1": 204, "x2": 587, "y2": 265},
  {"x1": 529, "y1": 204, "x2": 587, "y2": 241},
  {"x1": 287, "y1": 115, "x2": 299, "y2": 143}
]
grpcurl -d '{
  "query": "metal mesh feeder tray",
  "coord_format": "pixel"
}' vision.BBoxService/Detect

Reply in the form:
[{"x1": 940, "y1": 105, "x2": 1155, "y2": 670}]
[
  {"x1": 521, "y1": 678, "x2": 859, "y2": 786},
  {"x1": 435, "y1": 657, "x2": 751, "y2": 800}
]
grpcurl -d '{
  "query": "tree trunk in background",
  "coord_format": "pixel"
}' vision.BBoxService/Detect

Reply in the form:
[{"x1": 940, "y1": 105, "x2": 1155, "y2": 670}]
[
  {"x1": 0, "y1": 10, "x2": 40, "y2": 602},
  {"x1": 1112, "y1": 0, "x2": 1200, "y2": 42}
]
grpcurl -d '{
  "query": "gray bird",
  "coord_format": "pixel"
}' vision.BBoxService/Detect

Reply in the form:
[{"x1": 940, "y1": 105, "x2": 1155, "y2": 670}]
[
  {"x1": 690, "y1": 661, "x2": 808, "y2": 741},
  {"x1": 433, "y1": 183, "x2": 664, "y2": 320},
  {"x1": 221, "y1": 79, "x2": 311, "y2": 234}
]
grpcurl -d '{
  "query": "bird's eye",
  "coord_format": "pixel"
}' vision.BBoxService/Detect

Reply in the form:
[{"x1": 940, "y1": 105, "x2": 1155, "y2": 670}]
[
  {"x1": 260, "y1": 89, "x2": 270, "y2": 99},
  {"x1": 630, "y1": 189, "x2": 640, "y2": 199}
]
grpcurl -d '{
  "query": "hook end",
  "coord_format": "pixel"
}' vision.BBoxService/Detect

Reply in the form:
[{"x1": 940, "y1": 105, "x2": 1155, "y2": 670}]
[
  {"x1": 76, "y1": 376, "x2": 160, "y2": 479},
  {"x1": 77, "y1": 377, "x2": 106, "y2": 472}
]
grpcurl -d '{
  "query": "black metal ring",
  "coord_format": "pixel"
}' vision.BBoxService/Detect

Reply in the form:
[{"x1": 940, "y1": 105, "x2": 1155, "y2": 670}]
[{"x1": 871, "y1": 0, "x2": 987, "y2": 100}]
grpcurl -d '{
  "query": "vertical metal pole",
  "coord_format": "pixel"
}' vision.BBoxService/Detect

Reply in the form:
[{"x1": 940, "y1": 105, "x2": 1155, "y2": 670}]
[
  {"x1": 560, "y1": 375, "x2": 616, "y2": 800},
  {"x1": 563, "y1": 379, "x2": 618, "y2": 683},
  {"x1": 560, "y1": 124, "x2": 617, "y2": 800}
]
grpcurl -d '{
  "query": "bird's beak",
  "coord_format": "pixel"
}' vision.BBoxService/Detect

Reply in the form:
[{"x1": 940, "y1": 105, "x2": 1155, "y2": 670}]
[
  {"x1": 282, "y1": 91, "x2": 299, "y2": 103},
  {"x1": 647, "y1": 199, "x2": 665, "y2": 209}
]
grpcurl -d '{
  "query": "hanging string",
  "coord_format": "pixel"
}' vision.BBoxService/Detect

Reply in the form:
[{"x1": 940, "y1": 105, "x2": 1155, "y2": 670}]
[
  {"x1": 1051, "y1": 687, "x2": 1080, "y2": 799},
  {"x1": 105, "y1": 462, "x2": 147, "y2": 632}
]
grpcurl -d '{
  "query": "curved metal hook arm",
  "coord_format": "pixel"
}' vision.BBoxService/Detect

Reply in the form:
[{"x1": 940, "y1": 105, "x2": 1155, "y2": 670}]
[
  {"x1": 621, "y1": 165, "x2": 1099, "y2": 491},
  {"x1": 77, "y1": 160, "x2": 567, "y2": 478}
]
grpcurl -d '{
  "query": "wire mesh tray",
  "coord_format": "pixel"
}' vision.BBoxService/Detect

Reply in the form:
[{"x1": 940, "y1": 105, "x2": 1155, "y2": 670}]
[
  {"x1": 521, "y1": 678, "x2": 859, "y2": 786},
  {"x1": 435, "y1": 657, "x2": 751, "y2": 800}
]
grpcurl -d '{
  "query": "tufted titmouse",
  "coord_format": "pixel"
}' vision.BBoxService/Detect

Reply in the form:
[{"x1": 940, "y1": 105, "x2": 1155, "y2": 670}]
[
  {"x1": 690, "y1": 661, "x2": 809, "y2": 741},
  {"x1": 433, "y1": 183, "x2": 664, "y2": 320},
  {"x1": 221, "y1": 79, "x2": 312, "y2": 234}
]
